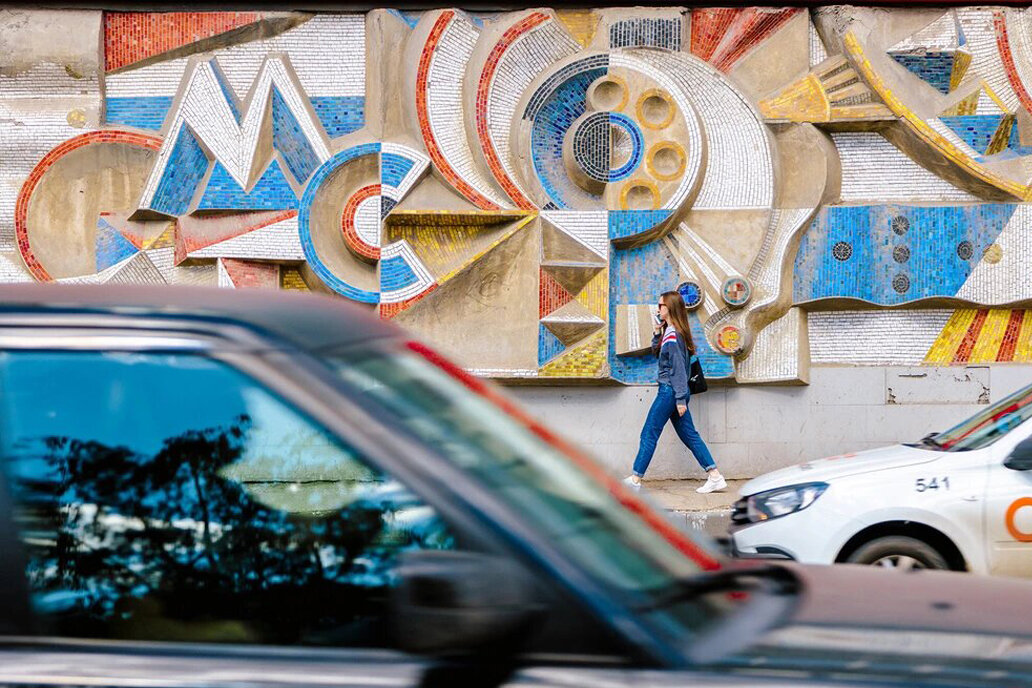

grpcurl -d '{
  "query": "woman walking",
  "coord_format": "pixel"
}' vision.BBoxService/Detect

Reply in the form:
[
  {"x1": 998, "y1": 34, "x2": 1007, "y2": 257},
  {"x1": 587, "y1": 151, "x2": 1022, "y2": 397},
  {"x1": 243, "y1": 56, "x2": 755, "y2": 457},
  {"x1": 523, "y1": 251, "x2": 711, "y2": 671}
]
[{"x1": 624, "y1": 291, "x2": 726, "y2": 494}]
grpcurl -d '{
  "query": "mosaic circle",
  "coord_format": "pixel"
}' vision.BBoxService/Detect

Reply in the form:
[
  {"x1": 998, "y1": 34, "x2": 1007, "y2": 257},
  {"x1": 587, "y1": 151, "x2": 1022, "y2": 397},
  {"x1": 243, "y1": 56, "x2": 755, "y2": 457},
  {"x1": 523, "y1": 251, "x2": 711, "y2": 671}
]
[
  {"x1": 721, "y1": 276, "x2": 752, "y2": 308},
  {"x1": 832, "y1": 241, "x2": 852, "y2": 261},
  {"x1": 892, "y1": 245, "x2": 910, "y2": 263},
  {"x1": 620, "y1": 179, "x2": 660, "y2": 210},
  {"x1": 891, "y1": 215, "x2": 910, "y2": 236},
  {"x1": 984, "y1": 243, "x2": 1003, "y2": 264},
  {"x1": 646, "y1": 141, "x2": 687, "y2": 181},
  {"x1": 715, "y1": 325, "x2": 744, "y2": 355},
  {"x1": 957, "y1": 240, "x2": 974, "y2": 261},
  {"x1": 588, "y1": 75, "x2": 629, "y2": 112},
  {"x1": 636, "y1": 89, "x2": 675, "y2": 130},
  {"x1": 572, "y1": 111, "x2": 644, "y2": 183},
  {"x1": 677, "y1": 280, "x2": 704, "y2": 310},
  {"x1": 892, "y1": 273, "x2": 910, "y2": 294}
]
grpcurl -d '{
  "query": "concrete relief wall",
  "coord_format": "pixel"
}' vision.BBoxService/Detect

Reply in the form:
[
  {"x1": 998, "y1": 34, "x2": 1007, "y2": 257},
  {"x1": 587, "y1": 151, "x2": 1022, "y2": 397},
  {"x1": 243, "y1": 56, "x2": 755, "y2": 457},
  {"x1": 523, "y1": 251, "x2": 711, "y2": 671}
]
[{"x1": 5, "y1": 6, "x2": 1032, "y2": 395}]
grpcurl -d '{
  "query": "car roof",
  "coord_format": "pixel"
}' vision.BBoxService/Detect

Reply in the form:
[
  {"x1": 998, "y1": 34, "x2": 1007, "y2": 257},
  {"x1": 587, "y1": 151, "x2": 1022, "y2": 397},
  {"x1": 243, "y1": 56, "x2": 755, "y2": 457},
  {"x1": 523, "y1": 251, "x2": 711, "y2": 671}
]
[{"x1": 0, "y1": 284, "x2": 399, "y2": 351}]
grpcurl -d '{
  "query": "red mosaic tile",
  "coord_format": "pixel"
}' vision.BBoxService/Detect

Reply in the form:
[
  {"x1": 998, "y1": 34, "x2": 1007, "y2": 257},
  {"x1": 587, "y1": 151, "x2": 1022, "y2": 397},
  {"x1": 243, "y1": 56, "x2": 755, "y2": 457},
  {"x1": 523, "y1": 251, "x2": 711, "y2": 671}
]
[
  {"x1": 221, "y1": 258, "x2": 279, "y2": 289},
  {"x1": 709, "y1": 8, "x2": 799, "y2": 72},
  {"x1": 15, "y1": 131, "x2": 162, "y2": 282},
  {"x1": 341, "y1": 183, "x2": 381, "y2": 262},
  {"x1": 540, "y1": 268, "x2": 573, "y2": 318},
  {"x1": 104, "y1": 11, "x2": 262, "y2": 72},
  {"x1": 690, "y1": 8, "x2": 740, "y2": 62},
  {"x1": 994, "y1": 11, "x2": 1032, "y2": 115},
  {"x1": 997, "y1": 309, "x2": 1026, "y2": 362},
  {"x1": 953, "y1": 309, "x2": 989, "y2": 363},
  {"x1": 416, "y1": 10, "x2": 501, "y2": 211}
]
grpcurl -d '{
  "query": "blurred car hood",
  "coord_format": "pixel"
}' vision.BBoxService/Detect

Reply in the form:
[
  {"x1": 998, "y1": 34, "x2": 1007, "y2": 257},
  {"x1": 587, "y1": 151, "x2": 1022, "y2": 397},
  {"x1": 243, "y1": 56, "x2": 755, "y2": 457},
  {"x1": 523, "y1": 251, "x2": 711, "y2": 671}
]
[{"x1": 740, "y1": 444, "x2": 937, "y2": 495}]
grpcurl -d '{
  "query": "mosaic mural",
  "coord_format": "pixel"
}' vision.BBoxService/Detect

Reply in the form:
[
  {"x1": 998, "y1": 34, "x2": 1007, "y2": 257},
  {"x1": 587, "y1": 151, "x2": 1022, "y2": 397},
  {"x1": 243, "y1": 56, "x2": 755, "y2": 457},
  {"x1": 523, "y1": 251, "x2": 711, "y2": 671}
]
[{"x1": 6, "y1": 7, "x2": 1032, "y2": 384}]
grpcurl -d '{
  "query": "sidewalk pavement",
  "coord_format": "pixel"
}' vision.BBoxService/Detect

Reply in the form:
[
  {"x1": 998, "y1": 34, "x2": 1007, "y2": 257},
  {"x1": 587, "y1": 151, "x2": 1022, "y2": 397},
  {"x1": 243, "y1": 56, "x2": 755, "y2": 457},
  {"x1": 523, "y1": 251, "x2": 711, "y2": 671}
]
[{"x1": 642, "y1": 479, "x2": 747, "y2": 542}]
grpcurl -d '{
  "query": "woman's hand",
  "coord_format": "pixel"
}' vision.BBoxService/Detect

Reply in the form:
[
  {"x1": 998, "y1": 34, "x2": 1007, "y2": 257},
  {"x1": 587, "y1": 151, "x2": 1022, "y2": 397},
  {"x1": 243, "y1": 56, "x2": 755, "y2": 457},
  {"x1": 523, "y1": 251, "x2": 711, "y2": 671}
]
[{"x1": 677, "y1": 404, "x2": 687, "y2": 417}]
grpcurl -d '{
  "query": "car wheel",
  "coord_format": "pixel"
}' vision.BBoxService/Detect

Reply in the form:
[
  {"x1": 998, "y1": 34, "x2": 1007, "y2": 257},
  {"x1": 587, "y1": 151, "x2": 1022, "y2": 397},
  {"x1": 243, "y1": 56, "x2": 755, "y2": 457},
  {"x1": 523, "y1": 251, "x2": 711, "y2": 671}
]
[{"x1": 846, "y1": 536, "x2": 950, "y2": 571}]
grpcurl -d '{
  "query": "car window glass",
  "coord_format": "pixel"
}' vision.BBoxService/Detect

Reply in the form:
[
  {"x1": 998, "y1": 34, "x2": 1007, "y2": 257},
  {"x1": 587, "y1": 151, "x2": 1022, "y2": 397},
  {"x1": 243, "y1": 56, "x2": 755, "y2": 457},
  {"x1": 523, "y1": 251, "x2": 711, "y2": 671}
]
[
  {"x1": 0, "y1": 351, "x2": 453, "y2": 647},
  {"x1": 932, "y1": 383, "x2": 1032, "y2": 451}
]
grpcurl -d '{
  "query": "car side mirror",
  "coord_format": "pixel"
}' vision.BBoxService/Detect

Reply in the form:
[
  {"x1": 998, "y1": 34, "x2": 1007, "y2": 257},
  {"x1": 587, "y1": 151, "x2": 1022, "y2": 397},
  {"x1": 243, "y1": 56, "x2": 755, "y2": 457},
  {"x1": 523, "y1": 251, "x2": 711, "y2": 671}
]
[
  {"x1": 1004, "y1": 437, "x2": 1032, "y2": 471},
  {"x1": 389, "y1": 550, "x2": 544, "y2": 658}
]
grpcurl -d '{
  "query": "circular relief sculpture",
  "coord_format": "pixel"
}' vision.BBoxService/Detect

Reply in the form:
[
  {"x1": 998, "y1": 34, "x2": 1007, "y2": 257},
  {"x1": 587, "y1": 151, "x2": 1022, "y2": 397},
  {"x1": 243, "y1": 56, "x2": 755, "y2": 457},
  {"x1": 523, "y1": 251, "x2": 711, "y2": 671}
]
[
  {"x1": 892, "y1": 245, "x2": 910, "y2": 264},
  {"x1": 646, "y1": 142, "x2": 687, "y2": 181},
  {"x1": 891, "y1": 215, "x2": 910, "y2": 236},
  {"x1": 588, "y1": 75, "x2": 629, "y2": 112},
  {"x1": 619, "y1": 179, "x2": 660, "y2": 210},
  {"x1": 832, "y1": 241, "x2": 852, "y2": 261},
  {"x1": 677, "y1": 280, "x2": 704, "y2": 310},
  {"x1": 983, "y1": 243, "x2": 1003, "y2": 264},
  {"x1": 892, "y1": 273, "x2": 910, "y2": 294},
  {"x1": 721, "y1": 276, "x2": 752, "y2": 308},
  {"x1": 636, "y1": 89, "x2": 675, "y2": 130},
  {"x1": 957, "y1": 240, "x2": 974, "y2": 261},
  {"x1": 715, "y1": 325, "x2": 744, "y2": 355}
]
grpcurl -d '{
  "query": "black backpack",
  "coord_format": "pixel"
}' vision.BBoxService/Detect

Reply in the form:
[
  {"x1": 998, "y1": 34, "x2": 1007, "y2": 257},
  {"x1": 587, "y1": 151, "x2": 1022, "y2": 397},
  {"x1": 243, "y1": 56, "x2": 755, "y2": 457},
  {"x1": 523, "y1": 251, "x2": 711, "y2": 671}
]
[{"x1": 679, "y1": 336, "x2": 708, "y2": 395}]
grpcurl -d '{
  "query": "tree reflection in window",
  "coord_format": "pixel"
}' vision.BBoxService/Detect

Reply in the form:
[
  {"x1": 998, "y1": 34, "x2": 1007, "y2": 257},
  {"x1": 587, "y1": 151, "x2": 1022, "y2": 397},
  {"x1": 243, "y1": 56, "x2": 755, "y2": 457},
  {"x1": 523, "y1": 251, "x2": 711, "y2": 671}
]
[{"x1": 0, "y1": 352, "x2": 452, "y2": 646}]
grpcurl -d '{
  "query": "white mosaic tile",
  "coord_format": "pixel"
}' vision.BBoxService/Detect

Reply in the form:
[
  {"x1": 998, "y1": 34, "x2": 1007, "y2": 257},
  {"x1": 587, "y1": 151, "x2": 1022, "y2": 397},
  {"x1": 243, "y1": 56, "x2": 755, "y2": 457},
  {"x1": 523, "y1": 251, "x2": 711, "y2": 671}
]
[
  {"x1": 188, "y1": 215, "x2": 305, "y2": 261},
  {"x1": 379, "y1": 239, "x2": 435, "y2": 303},
  {"x1": 887, "y1": 11, "x2": 958, "y2": 52},
  {"x1": 540, "y1": 210, "x2": 609, "y2": 260},
  {"x1": 809, "y1": 309, "x2": 953, "y2": 365},
  {"x1": 809, "y1": 17, "x2": 829, "y2": 66},
  {"x1": 956, "y1": 204, "x2": 1032, "y2": 304},
  {"x1": 958, "y1": 7, "x2": 1020, "y2": 112},
  {"x1": 736, "y1": 307, "x2": 804, "y2": 382}
]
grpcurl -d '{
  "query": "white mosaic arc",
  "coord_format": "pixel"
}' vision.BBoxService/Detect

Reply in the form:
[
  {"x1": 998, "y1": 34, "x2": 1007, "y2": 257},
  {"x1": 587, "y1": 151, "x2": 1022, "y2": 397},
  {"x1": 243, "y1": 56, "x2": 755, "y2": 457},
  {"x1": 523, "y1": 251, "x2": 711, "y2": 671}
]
[
  {"x1": 423, "y1": 12, "x2": 510, "y2": 208},
  {"x1": 886, "y1": 11, "x2": 959, "y2": 52},
  {"x1": 145, "y1": 247, "x2": 218, "y2": 286},
  {"x1": 540, "y1": 210, "x2": 609, "y2": 260},
  {"x1": 138, "y1": 56, "x2": 331, "y2": 212},
  {"x1": 483, "y1": 14, "x2": 580, "y2": 204},
  {"x1": 808, "y1": 309, "x2": 954, "y2": 365},
  {"x1": 611, "y1": 51, "x2": 705, "y2": 213},
  {"x1": 958, "y1": 7, "x2": 1020, "y2": 112},
  {"x1": 748, "y1": 207, "x2": 817, "y2": 311},
  {"x1": 635, "y1": 50, "x2": 774, "y2": 210},
  {"x1": 106, "y1": 15, "x2": 366, "y2": 98},
  {"x1": 188, "y1": 216, "x2": 306, "y2": 261},
  {"x1": 355, "y1": 195, "x2": 382, "y2": 247},
  {"x1": 955, "y1": 204, "x2": 1032, "y2": 304},
  {"x1": 833, "y1": 132, "x2": 981, "y2": 203},
  {"x1": 380, "y1": 142, "x2": 431, "y2": 200},
  {"x1": 379, "y1": 239, "x2": 435, "y2": 304}
]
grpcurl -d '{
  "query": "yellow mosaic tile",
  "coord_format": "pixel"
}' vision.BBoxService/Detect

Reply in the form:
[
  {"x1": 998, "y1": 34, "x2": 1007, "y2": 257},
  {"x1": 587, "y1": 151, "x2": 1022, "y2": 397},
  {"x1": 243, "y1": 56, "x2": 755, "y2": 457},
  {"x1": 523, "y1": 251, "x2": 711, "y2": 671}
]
[
  {"x1": 555, "y1": 9, "x2": 598, "y2": 48},
  {"x1": 924, "y1": 309, "x2": 976, "y2": 364},
  {"x1": 539, "y1": 330, "x2": 608, "y2": 377},
  {"x1": 968, "y1": 308, "x2": 1011, "y2": 363},
  {"x1": 280, "y1": 267, "x2": 309, "y2": 291},
  {"x1": 144, "y1": 222, "x2": 176, "y2": 250},
  {"x1": 575, "y1": 269, "x2": 608, "y2": 320},
  {"x1": 1014, "y1": 313, "x2": 1032, "y2": 362}
]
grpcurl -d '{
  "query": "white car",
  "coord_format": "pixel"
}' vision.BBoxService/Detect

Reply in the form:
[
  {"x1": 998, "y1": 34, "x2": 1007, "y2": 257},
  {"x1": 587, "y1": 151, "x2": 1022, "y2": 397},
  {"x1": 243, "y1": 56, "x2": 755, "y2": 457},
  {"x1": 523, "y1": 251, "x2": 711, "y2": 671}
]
[{"x1": 730, "y1": 381, "x2": 1032, "y2": 577}]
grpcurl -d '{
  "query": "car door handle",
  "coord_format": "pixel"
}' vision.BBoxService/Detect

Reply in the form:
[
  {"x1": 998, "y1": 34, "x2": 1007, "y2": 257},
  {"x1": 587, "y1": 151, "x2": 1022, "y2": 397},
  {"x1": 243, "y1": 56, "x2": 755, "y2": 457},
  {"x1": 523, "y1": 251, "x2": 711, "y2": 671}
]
[{"x1": 962, "y1": 495, "x2": 979, "y2": 502}]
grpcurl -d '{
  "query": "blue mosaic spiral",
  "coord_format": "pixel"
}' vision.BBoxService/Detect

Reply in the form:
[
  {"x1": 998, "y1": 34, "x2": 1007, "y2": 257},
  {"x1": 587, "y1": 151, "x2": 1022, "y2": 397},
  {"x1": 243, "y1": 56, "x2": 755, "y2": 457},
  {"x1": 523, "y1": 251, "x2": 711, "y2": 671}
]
[{"x1": 572, "y1": 111, "x2": 644, "y2": 183}]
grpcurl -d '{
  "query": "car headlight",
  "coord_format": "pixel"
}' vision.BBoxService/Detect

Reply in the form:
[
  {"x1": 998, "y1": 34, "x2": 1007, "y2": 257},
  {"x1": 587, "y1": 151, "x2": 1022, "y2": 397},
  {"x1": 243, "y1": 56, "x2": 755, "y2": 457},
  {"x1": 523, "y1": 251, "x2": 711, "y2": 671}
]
[{"x1": 745, "y1": 482, "x2": 828, "y2": 523}]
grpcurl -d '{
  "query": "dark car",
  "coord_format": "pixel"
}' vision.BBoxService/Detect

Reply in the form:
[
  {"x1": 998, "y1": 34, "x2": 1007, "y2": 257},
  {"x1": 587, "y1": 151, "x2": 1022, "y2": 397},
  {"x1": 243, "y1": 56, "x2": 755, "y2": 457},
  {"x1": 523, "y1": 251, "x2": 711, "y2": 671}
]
[{"x1": 1, "y1": 285, "x2": 1032, "y2": 688}]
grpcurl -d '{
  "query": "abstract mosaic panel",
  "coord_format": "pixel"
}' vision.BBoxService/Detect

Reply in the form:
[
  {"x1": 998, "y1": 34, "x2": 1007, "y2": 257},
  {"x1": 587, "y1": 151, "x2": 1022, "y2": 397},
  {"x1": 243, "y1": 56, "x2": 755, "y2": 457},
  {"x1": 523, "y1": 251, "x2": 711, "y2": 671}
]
[{"x1": 9, "y1": 6, "x2": 1032, "y2": 387}]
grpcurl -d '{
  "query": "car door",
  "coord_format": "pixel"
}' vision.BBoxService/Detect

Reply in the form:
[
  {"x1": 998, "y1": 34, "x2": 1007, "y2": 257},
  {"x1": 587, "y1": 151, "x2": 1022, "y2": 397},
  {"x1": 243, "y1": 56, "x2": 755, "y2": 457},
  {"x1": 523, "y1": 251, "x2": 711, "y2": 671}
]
[
  {"x1": 0, "y1": 326, "x2": 647, "y2": 688},
  {"x1": 984, "y1": 422, "x2": 1032, "y2": 577}
]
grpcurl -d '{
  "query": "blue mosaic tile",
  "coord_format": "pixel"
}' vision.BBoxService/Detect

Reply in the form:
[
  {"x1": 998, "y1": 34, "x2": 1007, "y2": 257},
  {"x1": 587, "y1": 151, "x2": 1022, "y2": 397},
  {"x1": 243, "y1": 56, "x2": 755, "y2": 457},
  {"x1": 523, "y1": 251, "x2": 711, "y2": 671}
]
[
  {"x1": 381, "y1": 152, "x2": 416, "y2": 188},
  {"x1": 150, "y1": 125, "x2": 209, "y2": 216},
  {"x1": 271, "y1": 87, "x2": 321, "y2": 183},
  {"x1": 609, "y1": 17, "x2": 681, "y2": 51},
  {"x1": 309, "y1": 96, "x2": 365, "y2": 138},
  {"x1": 211, "y1": 63, "x2": 241, "y2": 123},
  {"x1": 298, "y1": 143, "x2": 382, "y2": 302},
  {"x1": 940, "y1": 115, "x2": 1006, "y2": 155},
  {"x1": 530, "y1": 66, "x2": 607, "y2": 208},
  {"x1": 95, "y1": 218, "x2": 138, "y2": 272},
  {"x1": 608, "y1": 210, "x2": 673, "y2": 241},
  {"x1": 104, "y1": 96, "x2": 173, "y2": 130},
  {"x1": 197, "y1": 159, "x2": 298, "y2": 211},
  {"x1": 609, "y1": 239, "x2": 733, "y2": 384},
  {"x1": 889, "y1": 52, "x2": 956, "y2": 95},
  {"x1": 380, "y1": 253, "x2": 419, "y2": 292},
  {"x1": 539, "y1": 323, "x2": 565, "y2": 366},
  {"x1": 793, "y1": 204, "x2": 1016, "y2": 305}
]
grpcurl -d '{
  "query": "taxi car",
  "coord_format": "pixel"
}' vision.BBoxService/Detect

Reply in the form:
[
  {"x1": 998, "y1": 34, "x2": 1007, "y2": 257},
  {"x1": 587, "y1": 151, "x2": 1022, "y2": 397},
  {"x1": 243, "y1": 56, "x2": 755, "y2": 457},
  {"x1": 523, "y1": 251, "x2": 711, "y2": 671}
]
[
  {"x1": 6, "y1": 285, "x2": 1032, "y2": 688},
  {"x1": 730, "y1": 380, "x2": 1032, "y2": 576}
]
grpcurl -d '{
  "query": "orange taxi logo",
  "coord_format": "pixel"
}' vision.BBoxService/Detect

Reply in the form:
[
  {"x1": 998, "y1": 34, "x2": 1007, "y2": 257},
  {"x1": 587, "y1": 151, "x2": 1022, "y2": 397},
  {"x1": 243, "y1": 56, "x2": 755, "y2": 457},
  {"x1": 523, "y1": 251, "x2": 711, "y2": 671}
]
[{"x1": 1005, "y1": 497, "x2": 1032, "y2": 542}]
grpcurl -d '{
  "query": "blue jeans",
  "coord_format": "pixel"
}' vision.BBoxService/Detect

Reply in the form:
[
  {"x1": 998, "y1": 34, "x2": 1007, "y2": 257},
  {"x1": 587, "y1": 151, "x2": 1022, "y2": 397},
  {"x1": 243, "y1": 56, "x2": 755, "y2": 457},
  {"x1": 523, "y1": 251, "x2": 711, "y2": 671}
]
[{"x1": 632, "y1": 384, "x2": 716, "y2": 477}]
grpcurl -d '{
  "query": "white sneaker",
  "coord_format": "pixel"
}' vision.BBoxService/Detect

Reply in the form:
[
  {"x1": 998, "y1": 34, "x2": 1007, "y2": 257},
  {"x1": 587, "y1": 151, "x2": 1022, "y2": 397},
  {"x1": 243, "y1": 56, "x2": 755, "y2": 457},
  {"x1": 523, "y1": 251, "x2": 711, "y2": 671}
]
[
  {"x1": 623, "y1": 476, "x2": 641, "y2": 491},
  {"x1": 696, "y1": 475, "x2": 727, "y2": 494}
]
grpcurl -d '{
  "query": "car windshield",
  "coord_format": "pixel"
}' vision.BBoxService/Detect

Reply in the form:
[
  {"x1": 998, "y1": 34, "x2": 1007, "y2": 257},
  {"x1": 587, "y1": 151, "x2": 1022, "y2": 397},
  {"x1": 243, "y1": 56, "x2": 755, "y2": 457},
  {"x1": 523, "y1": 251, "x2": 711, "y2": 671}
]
[
  {"x1": 321, "y1": 340, "x2": 730, "y2": 630},
  {"x1": 929, "y1": 382, "x2": 1032, "y2": 452}
]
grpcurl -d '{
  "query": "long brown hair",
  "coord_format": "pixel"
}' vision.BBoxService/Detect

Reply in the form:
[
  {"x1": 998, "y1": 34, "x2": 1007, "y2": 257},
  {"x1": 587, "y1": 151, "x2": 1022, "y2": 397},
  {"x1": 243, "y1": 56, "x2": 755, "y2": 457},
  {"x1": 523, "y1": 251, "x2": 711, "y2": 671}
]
[{"x1": 661, "y1": 291, "x2": 695, "y2": 354}]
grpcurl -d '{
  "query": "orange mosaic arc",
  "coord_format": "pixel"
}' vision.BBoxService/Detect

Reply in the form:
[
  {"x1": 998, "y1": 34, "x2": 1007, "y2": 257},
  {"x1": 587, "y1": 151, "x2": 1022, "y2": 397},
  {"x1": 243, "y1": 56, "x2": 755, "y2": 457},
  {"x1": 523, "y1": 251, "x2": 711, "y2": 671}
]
[{"x1": 1005, "y1": 497, "x2": 1032, "y2": 543}]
